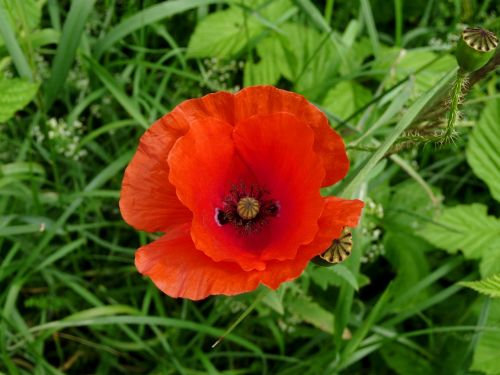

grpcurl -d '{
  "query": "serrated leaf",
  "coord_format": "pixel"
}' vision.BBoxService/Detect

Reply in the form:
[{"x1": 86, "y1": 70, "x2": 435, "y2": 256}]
[
  {"x1": 0, "y1": 78, "x2": 38, "y2": 122},
  {"x1": 418, "y1": 204, "x2": 500, "y2": 259},
  {"x1": 0, "y1": 0, "x2": 42, "y2": 32},
  {"x1": 460, "y1": 274, "x2": 500, "y2": 298},
  {"x1": 322, "y1": 80, "x2": 372, "y2": 122},
  {"x1": 243, "y1": 52, "x2": 280, "y2": 86},
  {"x1": 480, "y1": 249, "x2": 500, "y2": 278},
  {"x1": 467, "y1": 98, "x2": 500, "y2": 203},
  {"x1": 280, "y1": 22, "x2": 341, "y2": 99},
  {"x1": 187, "y1": 7, "x2": 260, "y2": 59},
  {"x1": 287, "y1": 295, "x2": 334, "y2": 333}
]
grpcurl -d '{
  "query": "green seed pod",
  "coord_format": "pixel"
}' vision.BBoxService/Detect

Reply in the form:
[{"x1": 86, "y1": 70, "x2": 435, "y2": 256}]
[{"x1": 456, "y1": 27, "x2": 498, "y2": 72}]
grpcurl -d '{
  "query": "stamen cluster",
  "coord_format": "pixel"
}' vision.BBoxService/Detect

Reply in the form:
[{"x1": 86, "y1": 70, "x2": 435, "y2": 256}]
[{"x1": 216, "y1": 183, "x2": 278, "y2": 233}]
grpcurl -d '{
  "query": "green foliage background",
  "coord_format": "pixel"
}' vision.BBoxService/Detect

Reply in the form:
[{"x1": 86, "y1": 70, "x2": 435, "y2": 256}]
[{"x1": 0, "y1": 0, "x2": 499, "y2": 373}]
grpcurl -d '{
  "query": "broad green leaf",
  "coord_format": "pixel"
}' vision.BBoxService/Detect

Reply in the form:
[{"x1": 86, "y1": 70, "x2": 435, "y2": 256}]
[
  {"x1": 380, "y1": 343, "x2": 435, "y2": 375},
  {"x1": 471, "y1": 300, "x2": 500, "y2": 375},
  {"x1": 322, "y1": 80, "x2": 372, "y2": 123},
  {"x1": 467, "y1": 98, "x2": 500, "y2": 202},
  {"x1": 384, "y1": 232, "x2": 430, "y2": 309},
  {"x1": 187, "y1": 7, "x2": 261, "y2": 59},
  {"x1": 262, "y1": 290, "x2": 284, "y2": 315},
  {"x1": 244, "y1": 37, "x2": 282, "y2": 86},
  {"x1": 480, "y1": 249, "x2": 500, "y2": 278},
  {"x1": 331, "y1": 264, "x2": 359, "y2": 291},
  {"x1": 385, "y1": 180, "x2": 440, "y2": 233},
  {"x1": 309, "y1": 265, "x2": 370, "y2": 290},
  {"x1": 418, "y1": 204, "x2": 500, "y2": 259},
  {"x1": 0, "y1": 78, "x2": 38, "y2": 122},
  {"x1": 287, "y1": 295, "x2": 334, "y2": 333},
  {"x1": 373, "y1": 48, "x2": 456, "y2": 97},
  {"x1": 460, "y1": 274, "x2": 500, "y2": 299},
  {"x1": 0, "y1": 0, "x2": 42, "y2": 31},
  {"x1": 280, "y1": 22, "x2": 340, "y2": 99},
  {"x1": 94, "y1": 0, "x2": 222, "y2": 58}
]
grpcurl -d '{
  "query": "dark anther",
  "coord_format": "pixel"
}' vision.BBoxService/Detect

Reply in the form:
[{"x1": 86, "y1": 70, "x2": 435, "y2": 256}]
[
  {"x1": 265, "y1": 203, "x2": 279, "y2": 216},
  {"x1": 216, "y1": 209, "x2": 229, "y2": 225}
]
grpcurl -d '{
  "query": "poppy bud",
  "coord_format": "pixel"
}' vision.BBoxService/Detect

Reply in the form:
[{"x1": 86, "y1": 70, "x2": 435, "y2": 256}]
[{"x1": 455, "y1": 27, "x2": 498, "y2": 73}]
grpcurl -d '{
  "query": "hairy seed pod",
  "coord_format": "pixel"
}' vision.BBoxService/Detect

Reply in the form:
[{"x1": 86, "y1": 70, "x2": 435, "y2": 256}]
[{"x1": 456, "y1": 27, "x2": 498, "y2": 72}]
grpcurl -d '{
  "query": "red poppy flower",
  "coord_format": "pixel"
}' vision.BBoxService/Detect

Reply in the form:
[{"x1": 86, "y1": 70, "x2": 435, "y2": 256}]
[{"x1": 120, "y1": 86, "x2": 363, "y2": 300}]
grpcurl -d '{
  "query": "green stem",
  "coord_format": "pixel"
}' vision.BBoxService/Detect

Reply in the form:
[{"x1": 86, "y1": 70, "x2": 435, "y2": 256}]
[
  {"x1": 445, "y1": 70, "x2": 467, "y2": 140},
  {"x1": 211, "y1": 288, "x2": 269, "y2": 348}
]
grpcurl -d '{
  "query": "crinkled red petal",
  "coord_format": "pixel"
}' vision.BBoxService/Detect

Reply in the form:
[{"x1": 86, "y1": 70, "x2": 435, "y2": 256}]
[
  {"x1": 235, "y1": 86, "x2": 349, "y2": 186},
  {"x1": 135, "y1": 197, "x2": 363, "y2": 300},
  {"x1": 119, "y1": 116, "x2": 191, "y2": 232},
  {"x1": 168, "y1": 116, "x2": 268, "y2": 271},
  {"x1": 233, "y1": 112, "x2": 325, "y2": 262}
]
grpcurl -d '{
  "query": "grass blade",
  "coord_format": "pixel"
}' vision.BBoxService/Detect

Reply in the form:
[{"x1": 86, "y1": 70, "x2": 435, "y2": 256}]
[
  {"x1": 43, "y1": 0, "x2": 96, "y2": 108},
  {"x1": 339, "y1": 69, "x2": 457, "y2": 198},
  {"x1": 0, "y1": 3, "x2": 33, "y2": 80},
  {"x1": 83, "y1": 55, "x2": 149, "y2": 129},
  {"x1": 93, "y1": 0, "x2": 223, "y2": 59}
]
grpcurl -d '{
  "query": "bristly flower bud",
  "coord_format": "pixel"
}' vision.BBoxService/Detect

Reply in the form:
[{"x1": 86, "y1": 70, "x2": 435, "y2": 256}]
[{"x1": 456, "y1": 27, "x2": 498, "y2": 72}]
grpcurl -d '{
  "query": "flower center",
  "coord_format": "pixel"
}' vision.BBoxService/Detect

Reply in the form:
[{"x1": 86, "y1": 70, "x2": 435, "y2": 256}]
[
  {"x1": 215, "y1": 183, "x2": 279, "y2": 233},
  {"x1": 237, "y1": 197, "x2": 260, "y2": 220}
]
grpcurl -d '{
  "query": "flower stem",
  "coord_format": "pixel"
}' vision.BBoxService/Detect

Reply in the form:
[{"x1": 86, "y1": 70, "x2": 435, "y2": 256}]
[{"x1": 444, "y1": 69, "x2": 467, "y2": 142}]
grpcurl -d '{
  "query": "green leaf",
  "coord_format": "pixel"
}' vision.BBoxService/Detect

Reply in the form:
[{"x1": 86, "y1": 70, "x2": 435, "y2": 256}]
[
  {"x1": 187, "y1": 7, "x2": 261, "y2": 59},
  {"x1": 0, "y1": 78, "x2": 38, "y2": 122},
  {"x1": 322, "y1": 80, "x2": 372, "y2": 123},
  {"x1": 279, "y1": 22, "x2": 340, "y2": 99},
  {"x1": 480, "y1": 249, "x2": 500, "y2": 278},
  {"x1": 418, "y1": 204, "x2": 500, "y2": 259},
  {"x1": 331, "y1": 264, "x2": 359, "y2": 291},
  {"x1": 0, "y1": 0, "x2": 42, "y2": 31},
  {"x1": 374, "y1": 49, "x2": 456, "y2": 97},
  {"x1": 338, "y1": 69, "x2": 456, "y2": 198},
  {"x1": 460, "y1": 274, "x2": 500, "y2": 299},
  {"x1": 243, "y1": 37, "x2": 282, "y2": 86},
  {"x1": 385, "y1": 180, "x2": 440, "y2": 233},
  {"x1": 384, "y1": 231, "x2": 430, "y2": 309},
  {"x1": 380, "y1": 343, "x2": 435, "y2": 375},
  {"x1": 287, "y1": 295, "x2": 334, "y2": 333},
  {"x1": 467, "y1": 98, "x2": 500, "y2": 202},
  {"x1": 471, "y1": 300, "x2": 500, "y2": 375},
  {"x1": 94, "y1": 0, "x2": 222, "y2": 58}
]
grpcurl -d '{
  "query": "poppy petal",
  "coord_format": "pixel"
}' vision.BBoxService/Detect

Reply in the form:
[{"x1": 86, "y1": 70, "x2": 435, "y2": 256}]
[
  {"x1": 120, "y1": 116, "x2": 192, "y2": 232},
  {"x1": 258, "y1": 195, "x2": 364, "y2": 289},
  {"x1": 233, "y1": 112, "x2": 325, "y2": 262},
  {"x1": 135, "y1": 225, "x2": 261, "y2": 300},
  {"x1": 235, "y1": 86, "x2": 349, "y2": 187},
  {"x1": 168, "y1": 116, "x2": 269, "y2": 271},
  {"x1": 135, "y1": 197, "x2": 363, "y2": 300}
]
